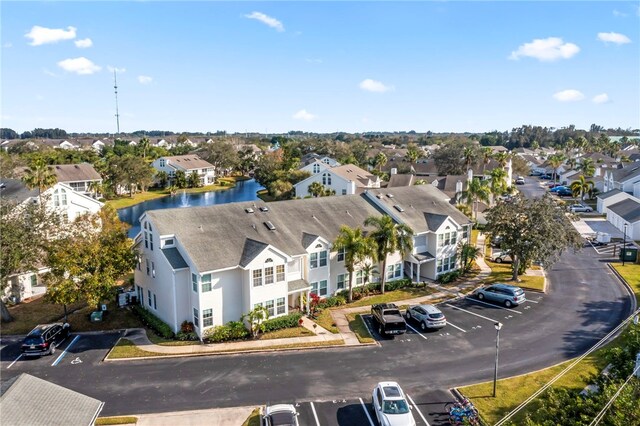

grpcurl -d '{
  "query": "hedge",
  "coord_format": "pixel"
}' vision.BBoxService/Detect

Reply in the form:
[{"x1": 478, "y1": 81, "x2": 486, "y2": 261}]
[
  {"x1": 132, "y1": 305, "x2": 174, "y2": 339},
  {"x1": 437, "y1": 270, "x2": 461, "y2": 284},
  {"x1": 262, "y1": 312, "x2": 303, "y2": 332},
  {"x1": 204, "y1": 321, "x2": 250, "y2": 343}
]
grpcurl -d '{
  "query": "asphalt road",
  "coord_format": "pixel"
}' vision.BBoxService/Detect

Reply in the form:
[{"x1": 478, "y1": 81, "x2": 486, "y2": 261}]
[{"x1": 0, "y1": 175, "x2": 634, "y2": 421}]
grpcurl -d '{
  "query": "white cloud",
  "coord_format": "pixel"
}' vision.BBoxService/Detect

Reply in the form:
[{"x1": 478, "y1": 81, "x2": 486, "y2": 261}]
[
  {"x1": 138, "y1": 75, "x2": 153, "y2": 84},
  {"x1": 612, "y1": 9, "x2": 628, "y2": 17},
  {"x1": 359, "y1": 78, "x2": 393, "y2": 93},
  {"x1": 57, "y1": 57, "x2": 101, "y2": 75},
  {"x1": 592, "y1": 93, "x2": 610, "y2": 104},
  {"x1": 3, "y1": 42, "x2": 12, "y2": 48},
  {"x1": 597, "y1": 32, "x2": 631, "y2": 45},
  {"x1": 25, "y1": 25, "x2": 76, "y2": 46},
  {"x1": 245, "y1": 11, "x2": 284, "y2": 32},
  {"x1": 74, "y1": 38, "x2": 93, "y2": 48},
  {"x1": 552, "y1": 89, "x2": 585, "y2": 102},
  {"x1": 107, "y1": 66, "x2": 126, "y2": 73},
  {"x1": 292, "y1": 109, "x2": 316, "y2": 121},
  {"x1": 509, "y1": 37, "x2": 580, "y2": 61}
]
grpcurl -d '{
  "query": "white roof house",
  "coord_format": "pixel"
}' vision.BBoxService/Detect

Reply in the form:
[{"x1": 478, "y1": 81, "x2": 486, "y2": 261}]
[
  {"x1": 152, "y1": 154, "x2": 216, "y2": 186},
  {"x1": 603, "y1": 163, "x2": 640, "y2": 193},
  {"x1": 294, "y1": 162, "x2": 381, "y2": 198}
]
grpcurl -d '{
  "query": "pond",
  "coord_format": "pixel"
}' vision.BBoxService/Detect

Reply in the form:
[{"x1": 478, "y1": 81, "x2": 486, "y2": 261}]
[{"x1": 117, "y1": 179, "x2": 264, "y2": 237}]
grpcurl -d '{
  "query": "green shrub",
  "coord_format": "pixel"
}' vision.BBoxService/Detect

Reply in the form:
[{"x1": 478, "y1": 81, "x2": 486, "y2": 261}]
[
  {"x1": 437, "y1": 271, "x2": 461, "y2": 284},
  {"x1": 132, "y1": 305, "x2": 174, "y2": 338},
  {"x1": 204, "y1": 321, "x2": 250, "y2": 343},
  {"x1": 316, "y1": 295, "x2": 346, "y2": 309},
  {"x1": 262, "y1": 312, "x2": 303, "y2": 332},
  {"x1": 175, "y1": 331, "x2": 199, "y2": 341}
]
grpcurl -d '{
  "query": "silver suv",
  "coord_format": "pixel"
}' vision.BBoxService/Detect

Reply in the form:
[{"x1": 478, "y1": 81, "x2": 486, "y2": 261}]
[{"x1": 474, "y1": 283, "x2": 526, "y2": 308}]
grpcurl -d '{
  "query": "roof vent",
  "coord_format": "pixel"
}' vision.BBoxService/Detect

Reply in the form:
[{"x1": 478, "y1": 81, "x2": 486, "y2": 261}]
[
  {"x1": 259, "y1": 206, "x2": 269, "y2": 212},
  {"x1": 74, "y1": 165, "x2": 80, "y2": 169},
  {"x1": 386, "y1": 193, "x2": 394, "y2": 198},
  {"x1": 394, "y1": 205, "x2": 405, "y2": 212},
  {"x1": 376, "y1": 194, "x2": 383, "y2": 199},
  {"x1": 264, "y1": 221, "x2": 276, "y2": 231},
  {"x1": 245, "y1": 208, "x2": 254, "y2": 213}
]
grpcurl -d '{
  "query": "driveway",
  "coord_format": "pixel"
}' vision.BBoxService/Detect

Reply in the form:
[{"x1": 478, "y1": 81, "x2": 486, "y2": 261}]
[{"x1": 575, "y1": 218, "x2": 627, "y2": 239}]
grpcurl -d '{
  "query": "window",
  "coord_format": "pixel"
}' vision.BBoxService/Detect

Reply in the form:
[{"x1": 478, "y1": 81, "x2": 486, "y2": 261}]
[
  {"x1": 148, "y1": 290, "x2": 152, "y2": 306},
  {"x1": 193, "y1": 308, "x2": 199, "y2": 328},
  {"x1": 322, "y1": 173, "x2": 332, "y2": 185},
  {"x1": 192, "y1": 273, "x2": 198, "y2": 292},
  {"x1": 318, "y1": 280, "x2": 328, "y2": 296},
  {"x1": 253, "y1": 269, "x2": 263, "y2": 287},
  {"x1": 151, "y1": 262, "x2": 155, "y2": 277},
  {"x1": 337, "y1": 248, "x2": 345, "y2": 262},
  {"x1": 310, "y1": 253, "x2": 318, "y2": 269},
  {"x1": 146, "y1": 259, "x2": 150, "y2": 276},
  {"x1": 356, "y1": 271, "x2": 365, "y2": 285},
  {"x1": 163, "y1": 238, "x2": 174, "y2": 247},
  {"x1": 437, "y1": 255, "x2": 457, "y2": 273},
  {"x1": 30, "y1": 274, "x2": 37, "y2": 287},
  {"x1": 337, "y1": 273, "x2": 347, "y2": 290},
  {"x1": 438, "y1": 231, "x2": 457, "y2": 248},
  {"x1": 451, "y1": 232, "x2": 457, "y2": 245},
  {"x1": 137, "y1": 257, "x2": 141, "y2": 271},
  {"x1": 313, "y1": 164, "x2": 320, "y2": 173},
  {"x1": 264, "y1": 266, "x2": 274, "y2": 284},
  {"x1": 53, "y1": 188, "x2": 67, "y2": 207},
  {"x1": 462, "y1": 226, "x2": 469, "y2": 240},
  {"x1": 253, "y1": 302, "x2": 263, "y2": 310},
  {"x1": 144, "y1": 223, "x2": 148, "y2": 249},
  {"x1": 203, "y1": 309, "x2": 213, "y2": 327},
  {"x1": 201, "y1": 273, "x2": 212, "y2": 292},
  {"x1": 153, "y1": 294, "x2": 157, "y2": 310},
  {"x1": 318, "y1": 251, "x2": 328, "y2": 267},
  {"x1": 265, "y1": 300, "x2": 275, "y2": 317},
  {"x1": 386, "y1": 263, "x2": 402, "y2": 280},
  {"x1": 277, "y1": 298, "x2": 285, "y2": 315},
  {"x1": 276, "y1": 265, "x2": 285, "y2": 282},
  {"x1": 341, "y1": 189, "x2": 347, "y2": 195}
]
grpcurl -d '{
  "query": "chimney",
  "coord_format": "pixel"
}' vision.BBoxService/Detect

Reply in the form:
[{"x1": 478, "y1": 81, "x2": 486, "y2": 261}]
[
  {"x1": 456, "y1": 180, "x2": 463, "y2": 194},
  {"x1": 467, "y1": 168, "x2": 473, "y2": 182},
  {"x1": 391, "y1": 168, "x2": 397, "y2": 175}
]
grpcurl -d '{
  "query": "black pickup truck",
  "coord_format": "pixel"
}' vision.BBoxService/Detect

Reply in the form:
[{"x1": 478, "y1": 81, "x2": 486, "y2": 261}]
[{"x1": 371, "y1": 303, "x2": 407, "y2": 337}]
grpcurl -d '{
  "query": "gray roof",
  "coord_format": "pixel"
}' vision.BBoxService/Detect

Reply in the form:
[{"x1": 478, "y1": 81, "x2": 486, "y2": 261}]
[
  {"x1": 424, "y1": 213, "x2": 448, "y2": 231},
  {"x1": 162, "y1": 248, "x2": 189, "y2": 269},
  {"x1": 611, "y1": 163, "x2": 640, "y2": 183},
  {"x1": 414, "y1": 251, "x2": 435, "y2": 261},
  {"x1": 607, "y1": 198, "x2": 640, "y2": 223},
  {"x1": 387, "y1": 174, "x2": 416, "y2": 188},
  {"x1": 288, "y1": 279, "x2": 312, "y2": 293},
  {"x1": 239, "y1": 239, "x2": 269, "y2": 267},
  {"x1": 0, "y1": 373, "x2": 103, "y2": 426},
  {"x1": 596, "y1": 189, "x2": 623, "y2": 200},
  {"x1": 164, "y1": 154, "x2": 214, "y2": 171},
  {"x1": 0, "y1": 178, "x2": 39, "y2": 204},
  {"x1": 52, "y1": 163, "x2": 101, "y2": 183},
  {"x1": 330, "y1": 164, "x2": 378, "y2": 187}
]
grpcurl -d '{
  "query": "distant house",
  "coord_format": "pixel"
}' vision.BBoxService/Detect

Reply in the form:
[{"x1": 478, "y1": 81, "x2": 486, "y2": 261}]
[
  {"x1": 51, "y1": 163, "x2": 103, "y2": 196},
  {"x1": 596, "y1": 189, "x2": 634, "y2": 214},
  {"x1": 92, "y1": 140, "x2": 105, "y2": 151},
  {"x1": 152, "y1": 154, "x2": 216, "y2": 186},
  {"x1": 603, "y1": 163, "x2": 640, "y2": 193},
  {"x1": 300, "y1": 153, "x2": 340, "y2": 167},
  {"x1": 58, "y1": 140, "x2": 76, "y2": 150},
  {"x1": 294, "y1": 162, "x2": 380, "y2": 197},
  {"x1": 0, "y1": 373, "x2": 104, "y2": 426},
  {"x1": 606, "y1": 197, "x2": 640, "y2": 240}
]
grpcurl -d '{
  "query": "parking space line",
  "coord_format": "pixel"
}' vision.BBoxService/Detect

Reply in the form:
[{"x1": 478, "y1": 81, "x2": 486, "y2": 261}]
[
  {"x1": 445, "y1": 303, "x2": 501, "y2": 323},
  {"x1": 446, "y1": 321, "x2": 466, "y2": 333},
  {"x1": 359, "y1": 398, "x2": 375, "y2": 426},
  {"x1": 309, "y1": 402, "x2": 321, "y2": 426},
  {"x1": 406, "y1": 323, "x2": 428, "y2": 340},
  {"x1": 51, "y1": 335, "x2": 80, "y2": 367},
  {"x1": 6, "y1": 354, "x2": 23, "y2": 369},
  {"x1": 467, "y1": 298, "x2": 523, "y2": 314},
  {"x1": 524, "y1": 299, "x2": 539, "y2": 304},
  {"x1": 407, "y1": 394, "x2": 430, "y2": 426}
]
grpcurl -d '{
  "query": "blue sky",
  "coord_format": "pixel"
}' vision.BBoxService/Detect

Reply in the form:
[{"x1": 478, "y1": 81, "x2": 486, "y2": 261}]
[{"x1": 1, "y1": 1, "x2": 639, "y2": 134}]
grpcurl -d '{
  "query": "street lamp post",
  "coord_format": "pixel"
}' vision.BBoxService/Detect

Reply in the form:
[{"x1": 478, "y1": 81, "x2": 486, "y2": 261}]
[
  {"x1": 622, "y1": 223, "x2": 628, "y2": 266},
  {"x1": 493, "y1": 322, "x2": 503, "y2": 398}
]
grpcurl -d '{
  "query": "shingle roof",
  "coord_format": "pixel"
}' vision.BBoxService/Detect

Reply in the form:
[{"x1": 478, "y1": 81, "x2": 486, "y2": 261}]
[
  {"x1": 611, "y1": 163, "x2": 640, "y2": 183},
  {"x1": 608, "y1": 198, "x2": 640, "y2": 223},
  {"x1": 51, "y1": 163, "x2": 101, "y2": 183},
  {"x1": 162, "y1": 248, "x2": 188, "y2": 269},
  {"x1": 387, "y1": 174, "x2": 416, "y2": 188},
  {"x1": 596, "y1": 189, "x2": 623, "y2": 200},
  {"x1": 330, "y1": 164, "x2": 378, "y2": 187},
  {"x1": 164, "y1": 155, "x2": 214, "y2": 171},
  {"x1": 288, "y1": 279, "x2": 311, "y2": 293},
  {"x1": 0, "y1": 373, "x2": 103, "y2": 426},
  {"x1": 0, "y1": 179, "x2": 39, "y2": 204},
  {"x1": 239, "y1": 239, "x2": 269, "y2": 267}
]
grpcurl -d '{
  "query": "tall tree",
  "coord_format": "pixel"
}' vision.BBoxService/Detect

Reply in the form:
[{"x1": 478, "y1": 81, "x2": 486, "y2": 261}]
[
  {"x1": 333, "y1": 226, "x2": 376, "y2": 302},
  {"x1": 174, "y1": 170, "x2": 187, "y2": 189},
  {"x1": 578, "y1": 158, "x2": 596, "y2": 177},
  {"x1": 494, "y1": 151, "x2": 510, "y2": 168},
  {"x1": 138, "y1": 137, "x2": 151, "y2": 160},
  {"x1": 406, "y1": 143, "x2": 421, "y2": 170},
  {"x1": 570, "y1": 175, "x2": 594, "y2": 201},
  {"x1": 187, "y1": 171, "x2": 201, "y2": 188},
  {"x1": 461, "y1": 178, "x2": 491, "y2": 220},
  {"x1": 480, "y1": 147, "x2": 493, "y2": 175},
  {"x1": 486, "y1": 195, "x2": 582, "y2": 281},
  {"x1": 489, "y1": 168, "x2": 508, "y2": 200},
  {"x1": 548, "y1": 154, "x2": 565, "y2": 183},
  {"x1": 364, "y1": 216, "x2": 414, "y2": 294},
  {"x1": 458, "y1": 242, "x2": 482, "y2": 272},
  {"x1": 463, "y1": 146, "x2": 477, "y2": 171},
  {"x1": 308, "y1": 181, "x2": 325, "y2": 198},
  {"x1": 22, "y1": 158, "x2": 58, "y2": 200},
  {"x1": 156, "y1": 171, "x2": 168, "y2": 188},
  {"x1": 375, "y1": 152, "x2": 388, "y2": 172}
]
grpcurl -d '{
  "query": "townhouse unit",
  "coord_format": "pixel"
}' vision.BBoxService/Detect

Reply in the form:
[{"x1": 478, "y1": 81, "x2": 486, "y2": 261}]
[
  {"x1": 51, "y1": 163, "x2": 103, "y2": 196},
  {"x1": 603, "y1": 163, "x2": 640, "y2": 193},
  {"x1": 151, "y1": 154, "x2": 216, "y2": 186},
  {"x1": 294, "y1": 161, "x2": 381, "y2": 198},
  {"x1": 134, "y1": 185, "x2": 471, "y2": 338}
]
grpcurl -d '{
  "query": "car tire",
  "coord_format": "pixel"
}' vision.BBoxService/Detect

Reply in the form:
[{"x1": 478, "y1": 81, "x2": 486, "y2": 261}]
[
  {"x1": 421, "y1": 321, "x2": 427, "y2": 331},
  {"x1": 494, "y1": 257, "x2": 503, "y2": 263},
  {"x1": 504, "y1": 300, "x2": 513, "y2": 308},
  {"x1": 49, "y1": 343, "x2": 56, "y2": 356},
  {"x1": 478, "y1": 293, "x2": 485, "y2": 301}
]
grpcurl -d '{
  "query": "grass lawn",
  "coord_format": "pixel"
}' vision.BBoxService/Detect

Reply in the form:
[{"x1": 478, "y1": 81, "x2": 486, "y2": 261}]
[
  {"x1": 315, "y1": 309, "x2": 339, "y2": 333},
  {"x1": 259, "y1": 326, "x2": 314, "y2": 340},
  {"x1": 347, "y1": 313, "x2": 374, "y2": 343},
  {"x1": 145, "y1": 330, "x2": 202, "y2": 346},
  {"x1": 66, "y1": 303, "x2": 143, "y2": 333},
  {"x1": 107, "y1": 338, "x2": 167, "y2": 359},
  {"x1": 242, "y1": 408, "x2": 261, "y2": 426},
  {"x1": 95, "y1": 417, "x2": 138, "y2": 425},
  {"x1": 612, "y1": 263, "x2": 640, "y2": 303},
  {"x1": 347, "y1": 286, "x2": 438, "y2": 307},
  {"x1": 484, "y1": 259, "x2": 546, "y2": 292},
  {"x1": 471, "y1": 229, "x2": 479, "y2": 246},
  {"x1": 1, "y1": 297, "x2": 84, "y2": 335}
]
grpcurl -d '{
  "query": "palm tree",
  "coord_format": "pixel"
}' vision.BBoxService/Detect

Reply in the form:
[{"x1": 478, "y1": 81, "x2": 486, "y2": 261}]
[
  {"x1": 489, "y1": 168, "x2": 508, "y2": 201},
  {"x1": 22, "y1": 158, "x2": 57, "y2": 202},
  {"x1": 480, "y1": 147, "x2": 493, "y2": 175},
  {"x1": 139, "y1": 137, "x2": 151, "y2": 160},
  {"x1": 308, "y1": 181, "x2": 325, "y2": 198},
  {"x1": 406, "y1": 144, "x2": 421, "y2": 171},
  {"x1": 494, "y1": 152, "x2": 510, "y2": 169},
  {"x1": 156, "y1": 171, "x2": 168, "y2": 188},
  {"x1": 461, "y1": 178, "x2": 491, "y2": 220},
  {"x1": 333, "y1": 226, "x2": 377, "y2": 302},
  {"x1": 463, "y1": 146, "x2": 477, "y2": 171},
  {"x1": 458, "y1": 242, "x2": 482, "y2": 272},
  {"x1": 578, "y1": 158, "x2": 595, "y2": 177},
  {"x1": 565, "y1": 157, "x2": 577, "y2": 171},
  {"x1": 364, "y1": 216, "x2": 414, "y2": 294},
  {"x1": 548, "y1": 154, "x2": 565, "y2": 183},
  {"x1": 87, "y1": 181, "x2": 103, "y2": 198},
  {"x1": 374, "y1": 152, "x2": 388, "y2": 172},
  {"x1": 570, "y1": 175, "x2": 594, "y2": 200}
]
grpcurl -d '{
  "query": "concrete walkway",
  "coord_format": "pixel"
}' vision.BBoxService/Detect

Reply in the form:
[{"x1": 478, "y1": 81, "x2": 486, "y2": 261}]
[{"x1": 102, "y1": 406, "x2": 257, "y2": 426}]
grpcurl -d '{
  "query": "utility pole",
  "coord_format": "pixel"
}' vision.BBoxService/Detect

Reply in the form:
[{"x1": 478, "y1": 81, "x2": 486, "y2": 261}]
[{"x1": 113, "y1": 70, "x2": 120, "y2": 134}]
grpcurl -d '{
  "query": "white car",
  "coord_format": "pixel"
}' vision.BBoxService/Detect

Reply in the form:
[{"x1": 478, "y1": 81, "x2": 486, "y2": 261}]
[
  {"x1": 262, "y1": 404, "x2": 299, "y2": 426},
  {"x1": 569, "y1": 204, "x2": 593, "y2": 213},
  {"x1": 515, "y1": 176, "x2": 525, "y2": 185},
  {"x1": 372, "y1": 382, "x2": 416, "y2": 426}
]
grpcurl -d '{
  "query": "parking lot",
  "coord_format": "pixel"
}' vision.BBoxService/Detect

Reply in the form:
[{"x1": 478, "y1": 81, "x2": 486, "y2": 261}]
[{"x1": 0, "y1": 331, "x2": 122, "y2": 372}]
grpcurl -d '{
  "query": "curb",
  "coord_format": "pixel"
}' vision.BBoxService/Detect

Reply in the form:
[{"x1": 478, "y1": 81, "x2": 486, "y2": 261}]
[{"x1": 606, "y1": 263, "x2": 638, "y2": 314}]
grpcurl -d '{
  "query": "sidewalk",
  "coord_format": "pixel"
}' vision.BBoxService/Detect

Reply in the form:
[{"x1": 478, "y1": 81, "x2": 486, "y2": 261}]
[{"x1": 102, "y1": 406, "x2": 257, "y2": 426}]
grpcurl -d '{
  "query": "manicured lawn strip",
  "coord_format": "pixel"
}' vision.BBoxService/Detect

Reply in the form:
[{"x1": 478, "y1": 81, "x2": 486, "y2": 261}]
[
  {"x1": 145, "y1": 330, "x2": 201, "y2": 346},
  {"x1": 66, "y1": 303, "x2": 144, "y2": 333},
  {"x1": 484, "y1": 259, "x2": 545, "y2": 292},
  {"x1": 315, "y1": 309, "x2": 339, "y2": 333},
  {"x1": 612, "y1": 263, "x2": 640, "y2": 303},
  {"x1": 346, "y1": 287, "x2": 438, "y2": 307},
  {"x1": 108, "y1": 339, "x2": 167, "y2": 358},
  {"x1": 259, "y1": 326, "x2": 314, "y2": 340},
  {"x1": 471, "y1": 229, "x2": 479, "y2": 246},
  {"x1": 2, "y1": 297, "x2": 85, "y2": 335},
  {"x1": 347, "y1": 313, "x2": 374, "y2": 343},
  {"x1": 95, "y1": 416, "x2": 138, "y2": 425},
  {"x1": 242, "y1": 408, "x2": 261, "y2": 426}
]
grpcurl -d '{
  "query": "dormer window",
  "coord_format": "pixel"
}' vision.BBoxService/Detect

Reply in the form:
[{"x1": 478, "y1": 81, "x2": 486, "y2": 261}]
[
  {"x1": 162, "y1": 238, "x2": 175, "y2": 248},
  {"x1": 159, "y1": 159, "x2": 165, "y2": 167},
  {"x1": 53, "y1": 188, "x2": 67, "y2": 207},
  {"x1": 313, "y1": 164, "x2": 320, "y2": 173}
]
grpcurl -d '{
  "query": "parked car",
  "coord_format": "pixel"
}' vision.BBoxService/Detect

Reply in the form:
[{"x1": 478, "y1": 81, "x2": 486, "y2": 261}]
[
  {"x1": 474, "y1": 283, "x2": 526, "y2": 308},
  {"x1": 262, "y1": 404, "x2": 299, "y2": 426},
  {"x1": 549, "y1": 185, "x2": 567, "y2": 192},
  {"x1": 569, "y1": 204, "x2": 593, "y2": 213},
  {"x1": 530, "y1": 171, "x2": 542, "y2": 176},
  {"x1": 405, "y1": 304, "x2": 447, "y2": 330},
  {"x1": 372, "y1": 382, "x2": 416, "y2": 426},
  {"x1": 540, "y1": 174, "x2": 553, "y2": 180},
  {"x1": 556, "y1": 188, "x2": 573, "y2": 197},
  {"x1": 491, "y1": 252, "x2": 513, "y2": 263},
  {"x1": 490, "y1": 235, "x2": 503, "y2": 248},
  {"x1": 21, "y1": 323, "x2": 70, "y2": 356},
  {"x1": 371, "y1": 303, "x2": 407, "y2": 337},
  {"x1": 515, "y1": 176, "x2": 525, "y2": 185}
]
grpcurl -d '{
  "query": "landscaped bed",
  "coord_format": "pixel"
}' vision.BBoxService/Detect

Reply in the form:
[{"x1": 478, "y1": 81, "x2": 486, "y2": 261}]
[
  {"x1": 483, "y1": 259, "x2": 546, "y2": 292},
  {"x1": 347, "y1": 313, "x2": 374, "y2": 343}
]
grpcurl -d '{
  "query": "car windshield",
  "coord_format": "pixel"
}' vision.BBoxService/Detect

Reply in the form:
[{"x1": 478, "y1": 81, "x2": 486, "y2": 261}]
[
  {"x1": 23, "y1": 336, "x2": 43, "y2": 345},
  {"x1": 428, "y1": 313, "x2": 444, "y2": 319},
  {"x1": 268, "y1": 412, "x2": 296, "y2": 426},
  {"x1": 382, "y1": 400, "x2": 410, "y2": 415}
]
